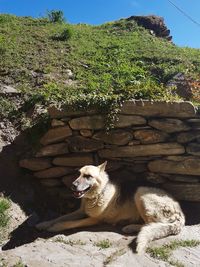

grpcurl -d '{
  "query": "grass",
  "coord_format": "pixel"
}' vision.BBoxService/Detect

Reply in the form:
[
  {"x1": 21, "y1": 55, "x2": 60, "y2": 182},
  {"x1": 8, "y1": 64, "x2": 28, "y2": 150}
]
[
  {"x1": 54, "y1": 237, "x2": 86, "y2": 246},
  {"x1": 95, "y1": 239, "x2": 112, "y2": 249},
  {"x1": 0, "y1": 197, "x2": 11, "y2": 228},
  {"x1": 147, "y1": 239, "x2": 200, "y2": 267},
  {"x1": 0, "y1": 13, "x2": 200, "y2": 130},
  {"x1": 103, "y1": 248, "x2": 126, "y2": 265},
  {"x1": 0, "y1": 197, "x2": 11, "y2": 242}
]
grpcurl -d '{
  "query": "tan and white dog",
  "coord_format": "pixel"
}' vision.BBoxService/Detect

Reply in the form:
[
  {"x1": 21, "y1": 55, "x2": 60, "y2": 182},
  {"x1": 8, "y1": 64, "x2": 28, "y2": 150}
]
[{"x1": 36, "y1": 161, "x2": 185, "y2": 253}]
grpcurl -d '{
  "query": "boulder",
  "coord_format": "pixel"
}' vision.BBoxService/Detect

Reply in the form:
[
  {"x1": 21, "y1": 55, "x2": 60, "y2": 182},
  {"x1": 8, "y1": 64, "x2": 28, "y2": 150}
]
[
  {"x1": 34, "y1": 167, "x2": 74, "y2": 179},
  {"x1": 40, "y1": 126, "x2": 72, "y2": 145},
  {"x1": 93, "y1": 130, "x2": 133, "y2": 145},
  {"x1": 114, "y1": 115, "x2": 146, "y2": 128},
  {"x1": 148, "y1": 118, "x2": 190, "y2": 133},
  {"x1": 62, "y1": 174, "x2": 78, "y2": 187},
  {"x1": 19, "y1": 158, "x2": 52, "y2": 171},
  {"x1": 148, "y1": 157, "x2": 200, "y2": 175},
  {"x1": 69, "y1": 116, "x2": 105, "y2": 130},
  {"x1": 67, "y1": 136, "x2": 104, "y2": 152},
  {"x1": 53, "y1": 154, "x2": 94, "y2": 166},
  {"x1": 99, "y1": 143, "x2": 184, "y2": 158},
  {"x1": 186, "y1": 143, "x2": 200, "y2": 156},
  {"x1": 40, "y1": 179, "x2": 62, "y2": 187},
  {"x1": 120, "y1": 100, "x2": 196, "y2": 118},
  {"x1": 177, "y1": 131, "x2": 200, "y2": 143},
  {"x1": 163, "y1": 183, "x2": 200, "y2": 201},
  {"x1": 48, "y1": 106, "x2": 96, "y2": 118},
  {"x1": 36, "y1": 143, "x2": 69, "y2": 157},
  {"x1": 51, "y1": 119, "x2": 65, "y2": 127},
  {"x1": 80, "y1": 129, "x2": 93, "y2": 137},
  {"x1": 133, "y1": 129, "x2": 169, "y2": 144}
]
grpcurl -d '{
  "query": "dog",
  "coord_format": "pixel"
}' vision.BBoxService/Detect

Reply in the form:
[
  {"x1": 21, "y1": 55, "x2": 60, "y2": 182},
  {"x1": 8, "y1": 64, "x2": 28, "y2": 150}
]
[{"x1": 36, "y1": 161, "x2": 185, "y2": 253}]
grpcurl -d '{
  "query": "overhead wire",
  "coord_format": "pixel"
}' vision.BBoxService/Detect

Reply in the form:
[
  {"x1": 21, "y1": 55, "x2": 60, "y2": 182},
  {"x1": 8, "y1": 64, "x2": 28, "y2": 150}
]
[{"x1": 166, "y1": 0, "x2": 200, "y2": 28}]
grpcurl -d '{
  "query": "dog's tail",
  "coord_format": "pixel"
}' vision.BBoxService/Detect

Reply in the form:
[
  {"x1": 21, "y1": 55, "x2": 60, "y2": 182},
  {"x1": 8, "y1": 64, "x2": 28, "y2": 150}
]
[{"x1": 136, "y1": 217, "x2": 185, "y2": 254}]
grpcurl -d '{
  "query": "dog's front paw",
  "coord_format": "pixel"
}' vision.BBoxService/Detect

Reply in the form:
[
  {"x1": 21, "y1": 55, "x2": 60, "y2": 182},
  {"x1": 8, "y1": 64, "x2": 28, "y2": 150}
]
[{"x1": 35, "y1": 221, "x2": 53, "y2": 231}]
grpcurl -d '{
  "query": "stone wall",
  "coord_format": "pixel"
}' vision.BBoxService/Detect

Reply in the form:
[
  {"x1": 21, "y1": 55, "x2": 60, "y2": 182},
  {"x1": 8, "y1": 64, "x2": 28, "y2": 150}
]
[{"x1": 20, "y1": 100, "x2": 200, "y2": 201}]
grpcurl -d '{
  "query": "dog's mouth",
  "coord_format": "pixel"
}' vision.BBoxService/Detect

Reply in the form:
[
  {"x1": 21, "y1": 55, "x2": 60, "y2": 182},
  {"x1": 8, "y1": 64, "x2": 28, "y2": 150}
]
[{"x1": 72, "y1": 186, "x2": 91, "y2": 198}]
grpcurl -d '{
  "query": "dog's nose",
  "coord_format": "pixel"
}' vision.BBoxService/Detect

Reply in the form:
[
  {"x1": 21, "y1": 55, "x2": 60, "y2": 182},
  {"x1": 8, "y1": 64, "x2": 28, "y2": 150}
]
[{"x1": 71, "y1": 183, "x2": 77, "y2": 191}]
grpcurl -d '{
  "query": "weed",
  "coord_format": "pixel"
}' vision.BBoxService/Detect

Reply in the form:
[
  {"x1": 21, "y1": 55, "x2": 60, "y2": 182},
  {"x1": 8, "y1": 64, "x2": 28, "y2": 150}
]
[
  {"x1": 13, "y1": 260, "x2": 26, "y2": 267},
  {"x1": 147, "y1": 239, "x2": 200, "y2": 267},
  {"x1": 0, "y1": 197, "x2": 11, "y2": 229},
  {"x1": 103, "y1": 248, "x2": 125, "y2": 265},
  {"x1": 51, "y1": 27, "x2": 73, "y2": 41},
  {"x1": 54, "y1": 237, "x2": 86, "y2": 246},
  {"x1": 95, "y1": 239, "x2": 112, "y2": 249}
]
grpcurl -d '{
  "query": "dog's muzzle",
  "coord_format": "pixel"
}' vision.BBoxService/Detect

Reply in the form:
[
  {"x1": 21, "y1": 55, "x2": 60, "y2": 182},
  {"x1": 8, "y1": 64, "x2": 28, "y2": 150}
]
[{"x1": 71, "y1": 184, "x2": 91, "y2": 198}]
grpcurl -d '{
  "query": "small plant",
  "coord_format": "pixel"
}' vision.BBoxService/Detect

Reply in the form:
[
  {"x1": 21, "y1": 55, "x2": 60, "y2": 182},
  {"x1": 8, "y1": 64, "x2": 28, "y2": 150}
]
[
  {"x1": 103, "y1": 249, "x2": 125, "y2": 265},
  {"x1": 51, "y1": 27, "x2": 73, "y2": 41},
  {"x1": 147, "y1": 239, "x2": 200, "y2": 267},
  {"x1": 95, "y1": 239, "x2": 112, "y2": 249},
  {"x1": 0, "y1": 197, "x2": 11, "y2": 229},
  {"x1": 47, "y1": 10, "x2": 65, "y2": 23},
  {"x1": 54, "y1": 237, "x2": 86, "y2": 246},
  {"x1": 13, "y1": 260, "x2": 26, "y2": 267}
]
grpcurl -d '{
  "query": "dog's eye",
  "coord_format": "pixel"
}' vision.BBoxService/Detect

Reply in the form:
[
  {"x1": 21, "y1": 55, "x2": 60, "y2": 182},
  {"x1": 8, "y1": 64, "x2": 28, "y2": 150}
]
[{"x1": 84, "y1": 174, "x2": 91, "y2": 179}]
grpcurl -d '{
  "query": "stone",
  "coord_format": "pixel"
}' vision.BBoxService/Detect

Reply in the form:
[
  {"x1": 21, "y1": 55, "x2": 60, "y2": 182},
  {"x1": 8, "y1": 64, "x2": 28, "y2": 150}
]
[
  {"x1": 98, "y1": 143, "x2": 184, "y2": 158},
  {"x1": 48, "y1": 106, "x2": 97, "y2": 118},
  {"x1": 127, "y1": 163, "x2": 147, "y2": 173},
  {"x1": 148, "y1": 118, "x2": 190, "y2": 133},
  {"x1": 40, "y1": 126, "x2": 72, "y2": 145},
  {"x1": 40, "y1": 179, "x2": 62, "y2": 187},
  {"x1": 0, "y1": 84, "x2": 19, "y2": 94},
  {"x1": 69, "y1": 115, "x2": 105, "y2": 130},
  {"x1": 19, "y1": 158, "x2": 52, "y2": 171},
  {"x1": 163, "y1": 183, "x2": 200, "y2": 201},
  {"x1": 53, "y1": 154, "x2": 94, "y2": 166},
  {"x1": 36, "y1": 143, "x2": 69, "y2": 157},
  {"x1": 62, "y1": 174, "x2": 77, "y2": 187},
  {"x1": 34, "y1": 167, "x2": 74, "y2": 179},
  {"x1": 163, "y1": 174, "x2": 199, "y2": 183},
  {"x1": 186, "y1": 143, "x2": 200, "y2": 156},
  {"x1": 114, "y1": 115, "x2": 146, "y2": 128},
  {"x1": 148, "y1": 157, "x2": 200, "y2": 175},
  {"x1": 51, "y1": 119, "x2": 65, "y2": 127},
  {"x1": 80, "y1": 129, "x2": 93, "y2": 137},
  {"x1": 67, "y1": 136, "x2": 104, "y2": 152},
  {"x1": 128, "y1": 140, "x2": 141, "y2": 145},
  {"x1": 133, "y1": 129, "x2": 169, "y2": 144},
  {"x1": 93, "y1": 130, "x2": 133, "y2": 145},
  {"x1": 120, "y1": 100, "x2": 196, "y2": 118},
  {"x1": 177, "y1": 131, "x2": 200, "y2": 143},
  {"x1": 146, "y1": 173, "x2": 166, "y2": 184},
  {"x1": 187, "y1": 118, "x2": 200, "y2": 129}
]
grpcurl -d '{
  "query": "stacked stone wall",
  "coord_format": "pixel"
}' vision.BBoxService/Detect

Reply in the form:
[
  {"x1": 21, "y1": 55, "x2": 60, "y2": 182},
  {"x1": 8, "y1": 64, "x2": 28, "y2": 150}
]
[{"x1": 20, "y1": 100, "x2": 200, "y2": 201}]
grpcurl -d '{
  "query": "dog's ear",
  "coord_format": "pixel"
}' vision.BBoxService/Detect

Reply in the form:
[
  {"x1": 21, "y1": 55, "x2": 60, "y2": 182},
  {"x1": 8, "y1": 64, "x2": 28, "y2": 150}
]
[{"x1": 98, "y1": 161, "x2": 107, "y2": 172}]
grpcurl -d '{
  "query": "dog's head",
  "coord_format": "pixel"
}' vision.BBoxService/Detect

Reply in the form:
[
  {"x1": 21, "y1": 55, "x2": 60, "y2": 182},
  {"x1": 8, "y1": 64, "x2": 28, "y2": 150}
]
[{"x1": 71, "y1": 161, "x2": 108, "y2": 198}]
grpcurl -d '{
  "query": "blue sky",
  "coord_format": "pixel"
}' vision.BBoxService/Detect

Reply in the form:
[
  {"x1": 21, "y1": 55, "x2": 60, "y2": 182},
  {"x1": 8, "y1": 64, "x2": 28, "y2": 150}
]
[{"x1": 0, "y1": 0, "x2": 200, "y2": 48}]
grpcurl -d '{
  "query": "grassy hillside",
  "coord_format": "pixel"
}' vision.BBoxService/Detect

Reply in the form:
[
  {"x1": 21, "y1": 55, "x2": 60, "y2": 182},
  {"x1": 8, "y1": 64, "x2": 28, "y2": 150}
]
[{"x1": 0, "y1": 14, "x2": 200, "y2": 120}]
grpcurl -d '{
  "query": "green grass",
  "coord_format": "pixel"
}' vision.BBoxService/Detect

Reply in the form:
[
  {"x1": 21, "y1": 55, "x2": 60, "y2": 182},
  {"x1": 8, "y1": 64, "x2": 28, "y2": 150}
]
[
  {"x1": 0, "y1": 197, "x2": 10, "y2": 228},
  {"x1": 103, "y1": 248, "x2": 125, "y2": 265},
  {"x1": 54, "y1": 237, "x2": 86, "y2": 246},
  {"x1": 0, "y1": 197, "x2": 11, "y2": 242},
  {"x1": 147, "y1": 239, "x2": 200, "y2": 267},
  {"x1": 0, "y1": 14, "x2": 200, "y2": 127},
  {"x1": 95, "y1": 239, "x2": 112, "y2": 249}
]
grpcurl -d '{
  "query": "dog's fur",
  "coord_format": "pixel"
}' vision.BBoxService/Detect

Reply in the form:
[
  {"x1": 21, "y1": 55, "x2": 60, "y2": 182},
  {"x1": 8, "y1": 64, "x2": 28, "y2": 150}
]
[{"x1": 36, "y1": 162, "x2": 185, "y2": 253}]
